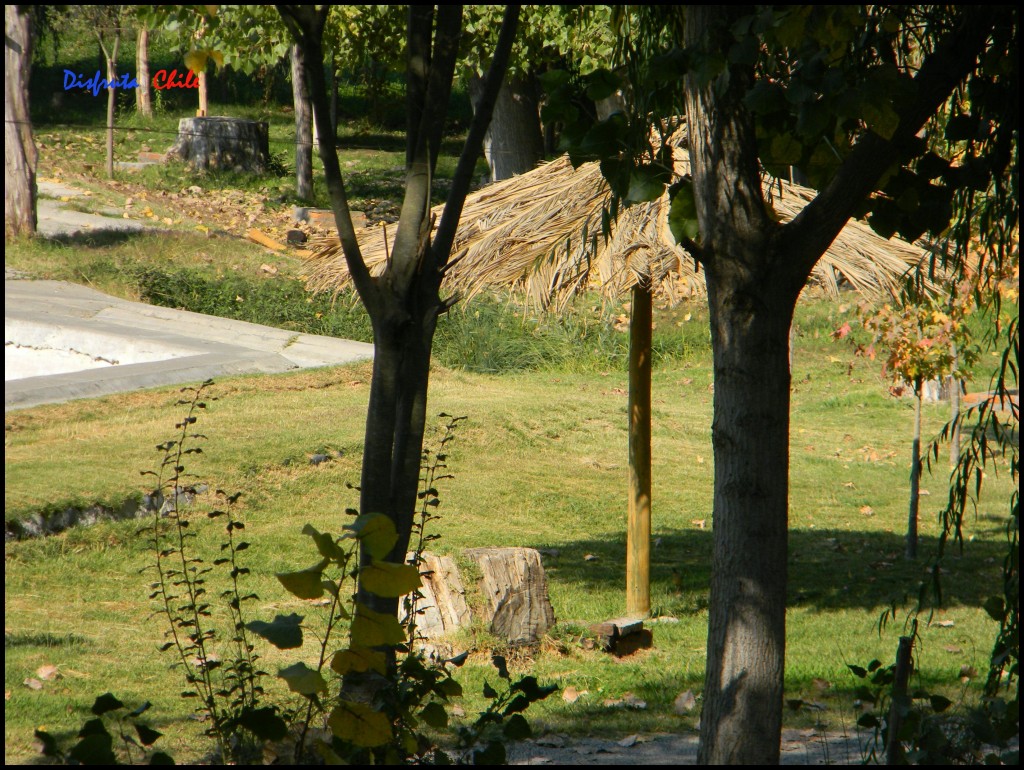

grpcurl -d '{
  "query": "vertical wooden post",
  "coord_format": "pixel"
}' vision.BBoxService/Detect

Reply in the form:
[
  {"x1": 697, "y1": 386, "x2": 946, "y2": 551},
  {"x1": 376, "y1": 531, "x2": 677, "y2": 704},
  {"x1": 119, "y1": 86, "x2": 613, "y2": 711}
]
[
  {"x1": 906, "y1": 378, "x2": 923, "y2": 560},
  {"x1": 626, "y1": 279, "x2": 653, "y2": 617}
]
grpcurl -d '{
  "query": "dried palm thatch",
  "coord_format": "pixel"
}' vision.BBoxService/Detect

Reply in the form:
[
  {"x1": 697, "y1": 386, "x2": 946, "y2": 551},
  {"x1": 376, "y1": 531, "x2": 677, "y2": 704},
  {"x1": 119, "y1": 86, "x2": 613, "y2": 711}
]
[{"x1": 304, "y1": 146, "x2": 935, "y2": 309}]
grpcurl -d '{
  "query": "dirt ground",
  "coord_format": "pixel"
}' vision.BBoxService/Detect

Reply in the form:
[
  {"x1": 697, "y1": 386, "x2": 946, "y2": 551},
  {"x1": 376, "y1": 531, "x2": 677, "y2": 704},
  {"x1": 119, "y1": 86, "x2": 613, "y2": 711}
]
[{"x1": 507, "y1": 728, "x2": 876, "y2": 765}]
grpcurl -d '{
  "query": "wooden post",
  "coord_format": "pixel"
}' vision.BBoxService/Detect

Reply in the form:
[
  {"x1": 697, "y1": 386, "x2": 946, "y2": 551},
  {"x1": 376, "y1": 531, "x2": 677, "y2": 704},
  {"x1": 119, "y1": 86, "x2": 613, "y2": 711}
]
[
  {"x1": 906, "y1": 378, "x2": 922, "y2": 560},
  {"x1": 626, "y1": 279, "x2": 653, "y2": 617}
]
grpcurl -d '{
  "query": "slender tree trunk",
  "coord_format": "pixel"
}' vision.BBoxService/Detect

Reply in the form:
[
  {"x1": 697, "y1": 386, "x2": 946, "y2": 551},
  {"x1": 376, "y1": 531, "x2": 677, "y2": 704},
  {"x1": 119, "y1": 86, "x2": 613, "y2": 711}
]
[
  {"x1": 626, "y1": 280, "x2": 653, "y2": 617},
  {"x1": 470, "y1": 72, "x2": 544, "y2": 181},
  {"x1": 907, "y1": 379, "x2": 923, "y2": 559},
  {"x1": 136, "y1": 26, "x2": 152, "y2": 118},
  {"x1": 291, "y1": 43, "x2": 313, "y2": 202},
  {"x1": 5, "y1": 5, "x2": 37, "y2": 238},
  {"x1": 99, "y1": 34, "x2": 121, "y2": 180}
]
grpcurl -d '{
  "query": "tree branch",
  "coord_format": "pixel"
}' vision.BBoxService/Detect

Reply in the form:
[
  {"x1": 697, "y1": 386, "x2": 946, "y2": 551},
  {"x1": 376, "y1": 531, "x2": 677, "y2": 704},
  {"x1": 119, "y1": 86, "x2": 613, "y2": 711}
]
[
  {"x1": 277, "y1": 5, "x2": 379, "y2": 312},
  {"x1": 432, "y1": 5, "x2": 519, "y2": 267},
  {"x1": 781, "y1": 8, "x2": 998, "y2": 294}
]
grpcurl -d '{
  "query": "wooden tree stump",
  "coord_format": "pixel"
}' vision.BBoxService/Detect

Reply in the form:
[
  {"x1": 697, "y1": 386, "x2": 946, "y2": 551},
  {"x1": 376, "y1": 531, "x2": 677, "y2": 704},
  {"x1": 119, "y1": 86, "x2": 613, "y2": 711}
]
[
  {"x1": 166, "y1": 117, "x2": 269, "y2": 173},
  {"x1": 404, "y1": 548, "x2": 556, "y2": 646},
  {"x1": 408, "y1": 552, "x2": 473, "y2": 639},
  {"x1": 464, "y1": 547, "x2": 556, "y2": 645}
]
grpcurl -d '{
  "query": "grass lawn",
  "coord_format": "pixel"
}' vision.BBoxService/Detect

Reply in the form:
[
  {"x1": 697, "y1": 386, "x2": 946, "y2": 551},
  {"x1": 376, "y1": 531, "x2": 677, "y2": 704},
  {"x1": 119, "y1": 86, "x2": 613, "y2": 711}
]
[{"x1": 4, "y1": 301, "x2": 1014, "y2": 762}]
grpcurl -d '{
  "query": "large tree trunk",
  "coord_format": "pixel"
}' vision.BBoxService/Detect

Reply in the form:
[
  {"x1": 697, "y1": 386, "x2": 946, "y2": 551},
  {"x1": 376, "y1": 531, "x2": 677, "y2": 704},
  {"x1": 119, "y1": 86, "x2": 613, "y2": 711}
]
[
  {"x1": 470, "y1": 72, "x2": 544, "y2": 181},
  {"x1": 685, "y1": 6, "x2": 793, "y2": 763},
  {"x1": 5, "y1": 5, "x2": 37, "y2": 238},
  {"x1": 699, "y1": 270, "x2": 795, "y2": 764},
  {"x1": 135, "y1": 26, "x2": 152, "y2": 118},
  {"x1": 291, "y1": 43, "x2": 313, "y2": 202}
]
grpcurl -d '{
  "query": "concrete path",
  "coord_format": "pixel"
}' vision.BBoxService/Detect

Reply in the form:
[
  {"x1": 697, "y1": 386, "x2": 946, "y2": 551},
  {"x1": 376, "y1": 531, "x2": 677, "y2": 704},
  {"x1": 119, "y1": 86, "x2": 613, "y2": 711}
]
[
  {"x1": 36, "y1": 180, "x2": 153, "y2": 238},
  {"x1": 5, "y1": 279, "x2": 373, "y2": 412}
]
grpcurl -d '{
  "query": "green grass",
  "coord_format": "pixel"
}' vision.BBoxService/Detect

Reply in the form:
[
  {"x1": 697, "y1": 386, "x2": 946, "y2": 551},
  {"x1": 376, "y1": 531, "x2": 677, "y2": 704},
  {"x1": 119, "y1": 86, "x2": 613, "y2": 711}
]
[{"x1": 5, "y1": 317, "x2": 1015, "y2": 762}]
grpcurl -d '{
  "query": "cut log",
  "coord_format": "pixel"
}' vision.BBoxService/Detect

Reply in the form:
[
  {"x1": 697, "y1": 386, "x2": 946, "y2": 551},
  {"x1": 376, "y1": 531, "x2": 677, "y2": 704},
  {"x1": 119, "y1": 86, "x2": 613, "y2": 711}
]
[
  {"x1": 464, "y1": 547, "x2": 556, "y2": 645},
  {"x1": 166, "y1": 117, "x2": 269, "y2": 173}
]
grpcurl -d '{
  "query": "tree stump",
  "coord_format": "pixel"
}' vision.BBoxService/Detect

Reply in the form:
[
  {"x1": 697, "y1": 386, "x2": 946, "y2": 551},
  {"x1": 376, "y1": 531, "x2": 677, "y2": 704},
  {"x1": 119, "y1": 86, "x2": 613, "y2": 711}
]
[
  {"x1": 166, "y1": 117, "x2": 269, "y2": 173},
  {"x1": 464, "y1": 547, "x2": 556, "y2": 645},
  {"x1": 408, "y1": 552, "x2": 473, "y2": 639},
  {"x1": 404, "y1": 548, "x2": 556, "y2": 646}
]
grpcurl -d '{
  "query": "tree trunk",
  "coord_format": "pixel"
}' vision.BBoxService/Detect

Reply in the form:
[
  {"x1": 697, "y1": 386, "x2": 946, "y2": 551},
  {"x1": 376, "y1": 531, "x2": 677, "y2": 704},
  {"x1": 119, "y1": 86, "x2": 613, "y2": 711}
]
[
  {"x1": 907, "y1": 380, "x2": 923, "y2": 559},
  {"x1": 470, "y1": 72, "x2": 544, "y2": 181},
  {"x1": 684, "y1": 6, "x2": 794, "y2": 763},
  {"x1": 291, "y1": 43, "x2": 313, "y2": 202},
  {"x1": 99, "y1": 33, "x2": 121, "y2": 180},
  {"x1": 5, "y1": 5, "x2": 37, "y2": 238},
  {"x1": 135, "y1": 26, "x2": 152, "y2": 118},
  {"x1": 698, "y1": 271, "x2": 794, "y2": 765},
  {"x1": 626, "y1": 280, "x2": 653, "y2": 617}
]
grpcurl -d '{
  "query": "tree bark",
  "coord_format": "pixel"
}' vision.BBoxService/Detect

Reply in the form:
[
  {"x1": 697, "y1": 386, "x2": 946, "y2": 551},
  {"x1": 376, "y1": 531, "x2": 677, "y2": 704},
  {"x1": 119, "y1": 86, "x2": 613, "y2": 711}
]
[
  {"x1": 626, "y1": 280, "x2": 653, "y2": 618},
  {"x1": 5, "y1": 5, "x2": 37, "y2": 238},
  {"x1": 136, "y1": 26, "x2": 152, "y2": 118},
  {"x1": 470, "y1": 72, "x2": 544, "y2": 181},
  {"x1": 291, "y1": 43, "x2": 313, "y2": 202}
]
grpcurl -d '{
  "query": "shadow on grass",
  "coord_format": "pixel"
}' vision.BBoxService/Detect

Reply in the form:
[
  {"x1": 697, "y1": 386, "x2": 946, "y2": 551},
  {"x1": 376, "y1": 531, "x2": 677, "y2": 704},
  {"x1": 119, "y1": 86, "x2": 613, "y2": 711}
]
[
  {"x1": 41, "y1": 229, "x2": 167, "y2": 250},
  {"x1": 5, "y1": 631, "x2": 89, "y2": 649},
  {"x1": 539, "y1": 528, "x2": 1008, "y2": 615}
]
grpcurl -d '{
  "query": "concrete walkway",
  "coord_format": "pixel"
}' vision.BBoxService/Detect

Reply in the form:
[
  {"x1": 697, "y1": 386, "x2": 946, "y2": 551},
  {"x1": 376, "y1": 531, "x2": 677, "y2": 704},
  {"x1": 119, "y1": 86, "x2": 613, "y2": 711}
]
[{"x1": 5, "y1": 279, "x2": 373, "y2": 412}]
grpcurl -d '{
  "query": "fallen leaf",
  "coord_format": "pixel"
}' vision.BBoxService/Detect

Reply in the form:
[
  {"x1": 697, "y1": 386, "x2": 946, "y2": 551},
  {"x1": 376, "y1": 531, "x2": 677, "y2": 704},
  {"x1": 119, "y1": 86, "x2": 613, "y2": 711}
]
[
  {"x1": 843, "y1": 482, "x2": 856, "y2": 489},
  {"x1": 23, "y1": 678, "x2": 43, "y2": 691},
  {"x1": 936, "y1": 620, "x2": 956, "y2": 628},
  {"x1": 259, "y1": 263, "x2": 279, "y2": 275},
  {"x1": 36, "y1": 665, "x2": 60, "y2": 681},
  {"x1": 812, "y1": 678, "x2": 831, "y2": 693},
  {"x1": 691, "y1": 519, "x2": 706, "y2": 529},
  {"x1": 959, "y1": 665, "x2": 978, "y2": 679},
  {"x1": 562, "y1": 686, "x2": 585, "y2": 704},
  {"x1": 617, "y1": 734, "x2": 639, "y2": 747},
  {"x1": 583, "y1": 553, "x2": 599, "y2": 562},
  {"x1": 860, "y1": 505, "x2": 875, "y2": 516},
  {"x1": 944, "y1": 645, "x2": 963, "y2": 654}
]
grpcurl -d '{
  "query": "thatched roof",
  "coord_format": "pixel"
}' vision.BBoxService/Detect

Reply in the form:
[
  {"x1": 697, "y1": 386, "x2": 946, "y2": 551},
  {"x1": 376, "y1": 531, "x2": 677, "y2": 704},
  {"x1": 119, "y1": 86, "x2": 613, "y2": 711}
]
[{"x1": 304, "y1": 145, "x2": 934, "y2": 310}]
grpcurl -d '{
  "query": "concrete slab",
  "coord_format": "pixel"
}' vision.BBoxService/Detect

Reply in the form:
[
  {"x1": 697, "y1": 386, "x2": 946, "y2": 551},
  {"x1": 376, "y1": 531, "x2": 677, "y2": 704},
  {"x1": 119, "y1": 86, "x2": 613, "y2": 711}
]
[{"x1": 5, "y1": 279, "x2": 373, "y2": 411}]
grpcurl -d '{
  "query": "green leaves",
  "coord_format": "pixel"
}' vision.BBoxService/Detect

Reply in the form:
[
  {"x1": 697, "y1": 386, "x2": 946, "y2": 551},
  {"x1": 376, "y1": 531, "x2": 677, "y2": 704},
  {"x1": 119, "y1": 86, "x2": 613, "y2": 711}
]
[
  {"x1": 276, "y1": 559, "x2": 329, "y2": 600},
  {"x1": 278, "y1": 662, "x2": 327, "y2": 695},
  {"x1": 351, "y1": 604, "x2": 406, "y2": 647},
  {"x1": 668, "y1": 179, "x2": 700, "y2": 245},
  {"x1": 360, "y1": 560, "x2": 422, "y2": 598},
  {"x1": 331, "y1": 646, "x2": 387, "y2": 676},
  {"x1": 344, "y1": 513, "x2": 398, "y2": 560},
  {"x1": 329, "y1": 701, "x2": 392, "y2": 748}
]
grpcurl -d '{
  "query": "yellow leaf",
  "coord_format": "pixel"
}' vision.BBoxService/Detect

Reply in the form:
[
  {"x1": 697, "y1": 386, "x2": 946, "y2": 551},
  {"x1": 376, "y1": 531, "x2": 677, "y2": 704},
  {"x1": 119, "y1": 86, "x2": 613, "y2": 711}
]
[
  {"x1": 329, "y1": 701, "x2": 391, "y2": 747},
  {"x1": 184, "y1": 50, "x2": 208, "y2": 75}
]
